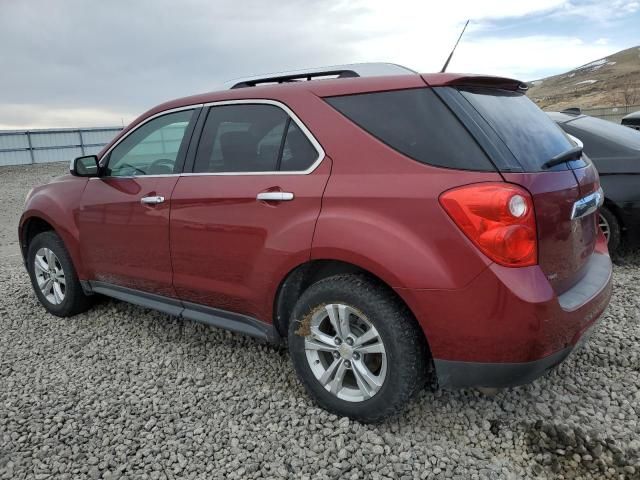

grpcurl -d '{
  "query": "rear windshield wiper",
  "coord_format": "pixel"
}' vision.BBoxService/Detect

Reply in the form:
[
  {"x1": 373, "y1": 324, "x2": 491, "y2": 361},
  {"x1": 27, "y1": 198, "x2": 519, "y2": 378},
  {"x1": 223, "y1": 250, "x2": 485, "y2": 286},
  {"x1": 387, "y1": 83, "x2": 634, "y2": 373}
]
[{"x1": 541, "y1": 146, "x2": 583, "y2": 170}]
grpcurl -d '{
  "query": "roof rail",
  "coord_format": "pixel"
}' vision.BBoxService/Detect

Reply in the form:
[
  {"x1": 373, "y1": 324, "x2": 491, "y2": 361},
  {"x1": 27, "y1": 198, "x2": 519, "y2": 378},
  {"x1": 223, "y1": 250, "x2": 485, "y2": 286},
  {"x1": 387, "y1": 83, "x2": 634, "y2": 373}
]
[{"x1": 225, "y1": 63, "x2": 417, "y2": 89}]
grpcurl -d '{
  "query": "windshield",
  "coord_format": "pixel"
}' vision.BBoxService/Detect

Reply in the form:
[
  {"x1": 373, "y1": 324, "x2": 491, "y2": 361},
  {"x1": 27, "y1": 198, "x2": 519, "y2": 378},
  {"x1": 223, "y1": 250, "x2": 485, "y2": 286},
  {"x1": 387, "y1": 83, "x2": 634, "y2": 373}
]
[
  {"x1": 459, "y1": 88, "x2": 574, "y2": 172},
  {"x1": 569, "y1": 116, "x2": 640, "y2": 149}
]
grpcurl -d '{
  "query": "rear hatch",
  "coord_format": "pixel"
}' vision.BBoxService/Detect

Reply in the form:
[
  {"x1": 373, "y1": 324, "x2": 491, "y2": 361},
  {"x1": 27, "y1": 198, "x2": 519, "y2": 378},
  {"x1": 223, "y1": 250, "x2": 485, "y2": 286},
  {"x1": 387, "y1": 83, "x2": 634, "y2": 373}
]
[{"x1": 437, "y1": 85, "x2": 600, "y2": 294}]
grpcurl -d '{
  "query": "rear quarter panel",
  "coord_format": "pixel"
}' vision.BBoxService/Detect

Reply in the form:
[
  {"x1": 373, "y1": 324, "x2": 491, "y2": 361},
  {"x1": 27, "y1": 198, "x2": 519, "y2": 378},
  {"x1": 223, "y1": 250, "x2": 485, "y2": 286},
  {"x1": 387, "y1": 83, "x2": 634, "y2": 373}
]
[{"x1": 300, "y1": 95, "x2": 501, "y2": 290}]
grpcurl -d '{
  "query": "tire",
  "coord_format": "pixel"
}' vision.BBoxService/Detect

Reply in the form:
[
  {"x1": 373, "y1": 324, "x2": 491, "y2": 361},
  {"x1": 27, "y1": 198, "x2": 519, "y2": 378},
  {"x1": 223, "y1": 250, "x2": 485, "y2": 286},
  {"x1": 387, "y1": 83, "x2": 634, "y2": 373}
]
[
  {"x1": 26, "y1": 231, "x2": 92, "y2": 317},
  {"x1": 599, "y1": 206, "x2": 621, "y2": 254},
  {"x1": 288, "y1": 274, "x2": 429, "y2": 423}
]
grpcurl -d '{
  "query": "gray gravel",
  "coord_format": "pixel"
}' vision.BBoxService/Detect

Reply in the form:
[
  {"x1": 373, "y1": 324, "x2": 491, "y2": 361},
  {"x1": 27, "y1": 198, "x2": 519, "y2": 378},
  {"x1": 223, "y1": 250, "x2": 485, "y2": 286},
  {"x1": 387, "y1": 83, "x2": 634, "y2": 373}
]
[{"x1": 1, "y1": 162, "x2": 639, "y2": 480}]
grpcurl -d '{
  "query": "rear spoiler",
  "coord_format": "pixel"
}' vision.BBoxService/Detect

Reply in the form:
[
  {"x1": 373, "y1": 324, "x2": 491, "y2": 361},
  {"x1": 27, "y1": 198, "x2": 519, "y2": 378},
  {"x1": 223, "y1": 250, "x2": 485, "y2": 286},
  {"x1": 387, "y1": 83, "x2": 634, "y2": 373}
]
[{"x1": 422, "y1": 74, "x2": 527, "y2": 91}]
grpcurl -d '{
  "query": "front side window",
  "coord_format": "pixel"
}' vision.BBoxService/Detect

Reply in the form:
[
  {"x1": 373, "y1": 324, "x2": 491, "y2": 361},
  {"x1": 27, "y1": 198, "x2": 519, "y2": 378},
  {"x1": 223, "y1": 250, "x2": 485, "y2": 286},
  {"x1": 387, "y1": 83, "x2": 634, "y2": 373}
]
[
  {"x1": 194, "y1": 104, "x2": 319, "y2": 173},
  {"x1": 106, "y1": 109, "x2": 194, "y2": 177}
]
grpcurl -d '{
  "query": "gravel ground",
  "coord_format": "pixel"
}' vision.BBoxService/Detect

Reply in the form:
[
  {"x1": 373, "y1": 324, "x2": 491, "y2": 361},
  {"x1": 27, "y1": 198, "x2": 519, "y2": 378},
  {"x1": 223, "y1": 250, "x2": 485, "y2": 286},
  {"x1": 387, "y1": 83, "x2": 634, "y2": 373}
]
[{"x1": 1, "y1": 162, "x2": 639, "y2": 480}]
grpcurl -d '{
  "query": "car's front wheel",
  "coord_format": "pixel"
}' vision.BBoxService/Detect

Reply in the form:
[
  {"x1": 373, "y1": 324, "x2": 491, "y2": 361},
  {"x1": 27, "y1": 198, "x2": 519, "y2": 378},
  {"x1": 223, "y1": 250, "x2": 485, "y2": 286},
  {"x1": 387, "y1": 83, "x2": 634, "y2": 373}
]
[
  {"x1": 288, "y1": 274, "x2": 429, "y2": 422},
  {"x1": 27, "y1": 231, "x2": 92, "y2": 317}
]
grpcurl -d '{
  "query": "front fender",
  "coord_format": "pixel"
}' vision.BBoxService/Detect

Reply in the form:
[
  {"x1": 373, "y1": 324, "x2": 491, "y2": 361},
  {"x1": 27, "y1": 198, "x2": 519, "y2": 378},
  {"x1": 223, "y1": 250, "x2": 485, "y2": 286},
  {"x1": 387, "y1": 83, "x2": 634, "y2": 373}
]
[{"x1": 20, "y1": 175, "x2": 89, "y2": 278}]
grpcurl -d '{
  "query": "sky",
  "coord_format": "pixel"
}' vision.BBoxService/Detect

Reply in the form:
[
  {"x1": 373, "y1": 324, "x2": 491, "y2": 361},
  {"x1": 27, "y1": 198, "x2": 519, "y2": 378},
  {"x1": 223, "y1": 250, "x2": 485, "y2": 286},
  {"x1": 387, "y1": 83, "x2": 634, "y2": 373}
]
[{"x1": 0, "y1": 0, "x2": 638, "y2": 129}]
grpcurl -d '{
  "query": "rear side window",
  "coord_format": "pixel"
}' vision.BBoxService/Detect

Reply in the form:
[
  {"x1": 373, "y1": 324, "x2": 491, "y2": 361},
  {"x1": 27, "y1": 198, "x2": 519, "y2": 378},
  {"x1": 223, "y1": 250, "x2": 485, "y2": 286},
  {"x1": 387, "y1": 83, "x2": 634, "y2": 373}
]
[
  {"x1": 194, "y1": 104, "x2": 319, "y2": 173},
  {"x1": 325, "y1": 88, "x2": 494, "y2": 171},
  {"x1": 459, "y1": 88, "x2": 573, "y2": 171}
]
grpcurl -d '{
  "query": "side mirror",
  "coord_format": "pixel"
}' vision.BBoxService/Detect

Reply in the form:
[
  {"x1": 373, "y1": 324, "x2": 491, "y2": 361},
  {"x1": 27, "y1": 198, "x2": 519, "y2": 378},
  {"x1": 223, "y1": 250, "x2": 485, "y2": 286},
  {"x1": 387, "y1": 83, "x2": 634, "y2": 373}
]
[{"x1": 70, "y1": 155, "x2": 99, "y2": 177}]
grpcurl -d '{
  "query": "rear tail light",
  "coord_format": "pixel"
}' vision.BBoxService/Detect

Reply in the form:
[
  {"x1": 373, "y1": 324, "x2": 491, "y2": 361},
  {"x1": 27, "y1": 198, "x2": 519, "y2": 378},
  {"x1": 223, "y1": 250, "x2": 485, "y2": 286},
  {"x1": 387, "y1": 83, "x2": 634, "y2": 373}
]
[{"x1": 439, "y1": 182, "x2": 537, "y2": 267}]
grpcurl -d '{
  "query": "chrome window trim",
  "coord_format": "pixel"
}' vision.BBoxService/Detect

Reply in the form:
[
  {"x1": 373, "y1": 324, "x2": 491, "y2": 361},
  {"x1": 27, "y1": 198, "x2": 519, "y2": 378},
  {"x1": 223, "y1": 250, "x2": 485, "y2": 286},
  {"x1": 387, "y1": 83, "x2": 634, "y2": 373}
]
[
  {"x1": 184, "y1": 99, "x2": 325, "y2": 176},
  {"x1": 97, "y1": 99, "x2": 326, "y2": 178},
  {"x1": 88, "y1": 173, "x2": 180, "y2": 181},
  {"x1": 98, "y1": 105, "x2": 200, "y2": 169}
]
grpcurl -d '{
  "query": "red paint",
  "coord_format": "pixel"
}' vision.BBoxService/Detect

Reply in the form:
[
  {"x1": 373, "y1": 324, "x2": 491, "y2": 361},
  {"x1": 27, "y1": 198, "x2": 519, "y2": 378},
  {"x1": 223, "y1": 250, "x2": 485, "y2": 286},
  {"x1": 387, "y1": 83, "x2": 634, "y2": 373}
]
[
  {"x1": 20, "y1": 71, "x2": 612, "y2": 375},
  {"x1": 19, "y1": 175, "x2": 89, "y2": 278},
  {"x1": 78, "y1": 177, "x2": 179, "y2": 296},
  {"x1": 170, "y1": 159, "x2": 331, "y2": 320},
  {"x1": 503, "y1": 168, "x2": 598, "y2": 294},
  {"x1": 396, "y1": 245, "x2": 611, "y2": 363}
]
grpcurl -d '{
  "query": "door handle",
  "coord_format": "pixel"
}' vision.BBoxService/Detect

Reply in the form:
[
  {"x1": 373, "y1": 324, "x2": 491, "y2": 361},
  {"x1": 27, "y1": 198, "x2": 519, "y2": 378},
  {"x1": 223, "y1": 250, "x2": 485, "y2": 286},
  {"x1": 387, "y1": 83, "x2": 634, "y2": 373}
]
[
  {"x1": 140, "y1": 195, "x2": 165, "y2": 205},
  {"x1": 256, "y1": 192, "x2": 294, "y2": 202}
]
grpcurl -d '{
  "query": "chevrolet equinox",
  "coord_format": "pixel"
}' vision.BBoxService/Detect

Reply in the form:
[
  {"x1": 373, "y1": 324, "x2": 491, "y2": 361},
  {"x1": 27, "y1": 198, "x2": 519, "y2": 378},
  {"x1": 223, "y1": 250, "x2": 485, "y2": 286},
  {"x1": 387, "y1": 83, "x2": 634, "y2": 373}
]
[{"x1": 20, "y1": 64, "x2": 613, "y2": 422}]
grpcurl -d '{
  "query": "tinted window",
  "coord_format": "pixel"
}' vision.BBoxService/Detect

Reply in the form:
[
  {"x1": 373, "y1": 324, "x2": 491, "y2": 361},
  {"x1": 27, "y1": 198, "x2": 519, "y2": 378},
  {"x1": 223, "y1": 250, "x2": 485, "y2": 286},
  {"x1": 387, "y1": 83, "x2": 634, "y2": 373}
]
[
  {"x1": 325, "y1": 88, "x2": 494, "y2": 171},
  {"x1": 193, "y1": 104, "x2": 318, "y2": 173},
  {"x1": 107, "y1": 110, "x2": 193, "y2": 176},
  {"x1": 280, "y1": 121, "x2": 318, "y2": 171},
  {"x1": 460, "y1": 88, "x2": 573, "y2": 171}
]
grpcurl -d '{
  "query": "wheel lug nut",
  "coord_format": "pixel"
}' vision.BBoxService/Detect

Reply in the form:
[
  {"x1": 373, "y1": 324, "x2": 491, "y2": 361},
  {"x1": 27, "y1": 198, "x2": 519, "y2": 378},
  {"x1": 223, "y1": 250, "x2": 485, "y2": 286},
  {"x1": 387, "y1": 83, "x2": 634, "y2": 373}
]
[
  {"x1": 346, "y1": 338, "x2": 354, "y2": 346},
  {"x1": 334, "y1": 337, "x2": 342, "y2": 345},
  {"x1": 344, "y1": 360, "x2": 351, "y2": 368},
  {"x1": 353, "y1": 352, "x2": 360, "y2": 360},
  {"x1": 333, "y1": 351, "x2": 340, "y2": 359}
]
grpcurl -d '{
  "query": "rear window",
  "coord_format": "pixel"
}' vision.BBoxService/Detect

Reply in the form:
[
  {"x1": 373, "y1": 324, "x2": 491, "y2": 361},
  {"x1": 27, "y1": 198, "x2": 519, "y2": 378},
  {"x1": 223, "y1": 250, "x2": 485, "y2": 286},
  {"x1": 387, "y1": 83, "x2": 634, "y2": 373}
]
[
  {"x1": 459, "y1": 88, "x2": 573, "y2": 171},
  {"x1": 325, "y1": 88, "x2": 495, "y2": 171}
]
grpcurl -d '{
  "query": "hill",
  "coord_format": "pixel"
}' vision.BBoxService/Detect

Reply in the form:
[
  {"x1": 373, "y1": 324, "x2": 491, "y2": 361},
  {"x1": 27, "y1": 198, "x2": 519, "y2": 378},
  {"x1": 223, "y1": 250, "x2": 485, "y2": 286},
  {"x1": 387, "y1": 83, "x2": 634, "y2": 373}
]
[{"x1": 526, "y1": 46, "x2": 640, "y2": 110}]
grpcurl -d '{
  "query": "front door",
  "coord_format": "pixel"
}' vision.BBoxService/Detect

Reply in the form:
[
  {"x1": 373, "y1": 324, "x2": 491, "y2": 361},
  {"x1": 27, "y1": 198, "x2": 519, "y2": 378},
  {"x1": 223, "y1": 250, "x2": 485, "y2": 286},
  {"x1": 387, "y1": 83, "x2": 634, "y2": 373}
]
[
  {"x1": 79, "y1": 108, "x2": 197, "y2": 297},
  {"x1": 170, "y1": 102, "x2": 330, "y2": 321}
]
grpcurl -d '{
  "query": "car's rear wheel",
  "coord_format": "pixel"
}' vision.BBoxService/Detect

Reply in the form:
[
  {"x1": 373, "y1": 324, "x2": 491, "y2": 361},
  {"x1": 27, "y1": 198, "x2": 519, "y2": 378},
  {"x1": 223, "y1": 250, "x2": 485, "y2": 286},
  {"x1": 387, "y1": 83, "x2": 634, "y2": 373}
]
[
  {"x1": 288, "y1": 274, "x2": 429, "y2": 422},
  {"x1": 27, "y1": 231, "x2": 92, "y2": 317},
  {"x1": 598, "y1": 206, "x2": 620, "y2": 254}
]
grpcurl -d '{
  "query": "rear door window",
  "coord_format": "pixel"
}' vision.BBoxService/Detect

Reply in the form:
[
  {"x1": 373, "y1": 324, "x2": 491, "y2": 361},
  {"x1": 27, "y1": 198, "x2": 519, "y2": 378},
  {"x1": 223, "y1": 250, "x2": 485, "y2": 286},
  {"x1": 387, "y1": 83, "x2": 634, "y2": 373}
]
[
  {"x1": 325, "y1": 88, "x2": 495, "y2": 171},
  {"x1": 458, "y1": 88, "x2": 574, "y2": 171},
  {"x1": 194, "y1": 104, "x2": 320, "y2": 173},
  {"x1": 280, "y1": 122, "x2": 319, "y2": 171}
]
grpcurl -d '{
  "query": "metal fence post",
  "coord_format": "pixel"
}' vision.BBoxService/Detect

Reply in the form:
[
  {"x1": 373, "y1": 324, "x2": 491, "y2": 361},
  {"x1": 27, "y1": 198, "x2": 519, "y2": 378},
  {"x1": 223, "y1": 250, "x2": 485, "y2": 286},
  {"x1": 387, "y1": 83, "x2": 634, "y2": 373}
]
[
  {"x1": 26, "y1": 131, "x2": 35, "y2": 164},
  {"x1": 78, "y1": 129, "x2": 85, "y2": 155}
]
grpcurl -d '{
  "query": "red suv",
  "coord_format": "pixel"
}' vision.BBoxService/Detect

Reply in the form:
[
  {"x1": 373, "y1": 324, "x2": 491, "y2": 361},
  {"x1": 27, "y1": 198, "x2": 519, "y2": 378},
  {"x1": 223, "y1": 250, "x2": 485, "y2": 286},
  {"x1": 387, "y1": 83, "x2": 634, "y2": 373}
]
[{"x1": 20, "y1": 64, "x2": 612, "y2": 422}]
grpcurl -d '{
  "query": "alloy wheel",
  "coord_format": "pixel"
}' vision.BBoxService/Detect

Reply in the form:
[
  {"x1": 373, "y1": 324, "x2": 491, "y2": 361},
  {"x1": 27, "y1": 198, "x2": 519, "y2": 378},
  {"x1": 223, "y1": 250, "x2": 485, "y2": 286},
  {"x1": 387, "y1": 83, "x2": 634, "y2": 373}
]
[
  {"x1": 34, "y1": 247, "x2": 66, "y2": 305},
  {"x1": 598, "y1": 213, "x2": 610, "y2": 243},
  {"x1": 304, "y1": 303, "x2": 387, "y2": 402}
]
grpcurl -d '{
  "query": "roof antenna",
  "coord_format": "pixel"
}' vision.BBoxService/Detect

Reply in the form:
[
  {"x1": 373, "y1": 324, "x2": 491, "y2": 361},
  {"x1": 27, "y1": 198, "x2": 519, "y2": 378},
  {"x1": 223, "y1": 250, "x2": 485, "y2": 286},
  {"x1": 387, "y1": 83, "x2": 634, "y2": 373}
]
[{"x1": 440, "y1": 20, "x2": 470, "y2": 73}]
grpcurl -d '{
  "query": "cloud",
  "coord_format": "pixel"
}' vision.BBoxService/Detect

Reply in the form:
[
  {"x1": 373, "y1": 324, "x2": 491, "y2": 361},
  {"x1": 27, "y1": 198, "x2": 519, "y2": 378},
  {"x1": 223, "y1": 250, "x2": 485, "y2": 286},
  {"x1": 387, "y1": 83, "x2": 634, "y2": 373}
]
[
  {"x1": 334, "y1": 1, "x2": 629, "y2": 79},
  {"x1": 555, "y1": 0, "x2": 640, "y2": 21},
  {"x1": 0, "y1": 0, "x2": 636, "y2": 128},
  {"x1": 0, "y1": 104, "x2": 130, "y2": 130},
  {"x1": 448, "y1": 35, "x2": 619, "y2": 80}
]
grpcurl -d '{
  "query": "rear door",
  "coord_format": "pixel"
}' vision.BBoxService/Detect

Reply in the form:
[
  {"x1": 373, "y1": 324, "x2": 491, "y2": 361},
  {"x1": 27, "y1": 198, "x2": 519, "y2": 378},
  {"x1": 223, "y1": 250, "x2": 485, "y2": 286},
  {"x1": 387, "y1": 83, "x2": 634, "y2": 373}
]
[
  {"x1": 170, "y1": 101, "x2": 330, "y2": 321},
  {"x1": 447, "y1": 87, "x2": 600, "y2": 293}
]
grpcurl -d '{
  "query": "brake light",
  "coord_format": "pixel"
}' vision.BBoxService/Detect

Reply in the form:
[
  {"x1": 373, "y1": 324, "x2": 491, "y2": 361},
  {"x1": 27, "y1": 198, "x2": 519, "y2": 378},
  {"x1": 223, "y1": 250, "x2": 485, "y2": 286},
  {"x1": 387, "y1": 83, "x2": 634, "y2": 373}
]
[{"x1": 439, "y1": 183, "x2": 537, "y2": 267}]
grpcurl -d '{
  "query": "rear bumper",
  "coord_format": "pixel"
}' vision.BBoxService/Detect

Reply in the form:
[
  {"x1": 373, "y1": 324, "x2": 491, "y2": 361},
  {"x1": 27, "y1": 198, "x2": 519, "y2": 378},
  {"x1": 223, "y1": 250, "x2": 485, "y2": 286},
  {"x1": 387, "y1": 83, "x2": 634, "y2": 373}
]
[
  {"x1": 396, "y1": 251, "x2": 612, "y2": 388},
  {"x1": 434, "y1": 320, "x2": 598, "y2": 388},
  {"x1": 434, "y1": 344, "x2": 573, "y2": 388}
]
